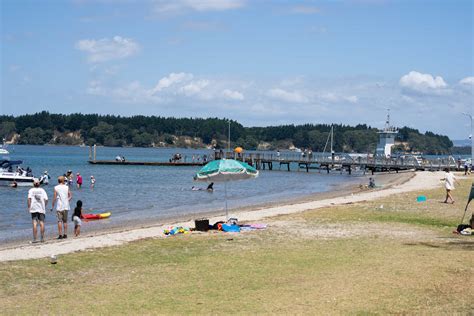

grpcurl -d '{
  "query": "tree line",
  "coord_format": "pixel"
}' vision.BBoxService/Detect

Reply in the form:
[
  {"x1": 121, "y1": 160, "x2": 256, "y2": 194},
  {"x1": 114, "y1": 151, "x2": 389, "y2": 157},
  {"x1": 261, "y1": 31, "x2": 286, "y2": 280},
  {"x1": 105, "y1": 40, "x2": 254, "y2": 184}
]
[{"x1": 0, "y1": 111, "x2": 454, "y2": 154}]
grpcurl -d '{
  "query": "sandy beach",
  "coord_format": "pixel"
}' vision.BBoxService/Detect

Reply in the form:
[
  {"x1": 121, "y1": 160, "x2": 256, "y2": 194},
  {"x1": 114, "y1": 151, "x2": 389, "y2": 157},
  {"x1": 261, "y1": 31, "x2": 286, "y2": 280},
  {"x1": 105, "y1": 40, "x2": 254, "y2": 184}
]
[{"x1": 0, "y1": 171, "x2": 446, "y2": 262}]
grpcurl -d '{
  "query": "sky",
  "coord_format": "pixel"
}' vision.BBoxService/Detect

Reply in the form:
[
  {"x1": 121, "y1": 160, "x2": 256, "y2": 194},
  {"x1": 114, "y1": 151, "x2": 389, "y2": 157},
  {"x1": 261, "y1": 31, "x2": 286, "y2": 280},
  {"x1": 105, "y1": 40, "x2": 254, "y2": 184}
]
[{"x1": 1, "y1": 0, "x2": 473, "y2": 139}]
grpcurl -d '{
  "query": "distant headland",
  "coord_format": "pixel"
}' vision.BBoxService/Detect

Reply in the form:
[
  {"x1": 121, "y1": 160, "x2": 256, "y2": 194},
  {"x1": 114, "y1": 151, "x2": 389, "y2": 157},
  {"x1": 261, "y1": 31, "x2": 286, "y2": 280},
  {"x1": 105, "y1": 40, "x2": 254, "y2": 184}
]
[{"x1": 0, "y1": 111, "x2": 466, "y2": 155}]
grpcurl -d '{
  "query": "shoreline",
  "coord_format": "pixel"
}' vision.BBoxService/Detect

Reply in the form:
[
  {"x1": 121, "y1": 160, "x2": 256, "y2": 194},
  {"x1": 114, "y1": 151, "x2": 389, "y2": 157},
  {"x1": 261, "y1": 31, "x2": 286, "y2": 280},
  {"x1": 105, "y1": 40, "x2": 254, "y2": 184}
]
[
  {"x1": 0, "y1": 170, "x2": 440, "y2": 262},
  {"x1": 0, "y1": 170, "x2": 402, "y2": 245}
]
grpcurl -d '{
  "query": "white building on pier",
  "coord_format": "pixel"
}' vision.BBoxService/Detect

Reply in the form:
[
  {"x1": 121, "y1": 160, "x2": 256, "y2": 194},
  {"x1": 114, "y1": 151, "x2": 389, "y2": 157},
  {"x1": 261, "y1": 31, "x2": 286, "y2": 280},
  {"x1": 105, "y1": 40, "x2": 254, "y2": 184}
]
[{"x1": 376, "y1": 110, "x2": 398, "y2": 157}]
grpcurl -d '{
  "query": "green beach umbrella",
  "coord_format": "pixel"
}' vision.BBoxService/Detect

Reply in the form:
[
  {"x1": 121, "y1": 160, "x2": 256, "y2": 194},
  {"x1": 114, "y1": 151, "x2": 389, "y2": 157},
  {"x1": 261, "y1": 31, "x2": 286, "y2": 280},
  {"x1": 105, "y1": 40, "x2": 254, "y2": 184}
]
[{"x1": 194, "y1": 159, "x2": 259, "y2": 219}]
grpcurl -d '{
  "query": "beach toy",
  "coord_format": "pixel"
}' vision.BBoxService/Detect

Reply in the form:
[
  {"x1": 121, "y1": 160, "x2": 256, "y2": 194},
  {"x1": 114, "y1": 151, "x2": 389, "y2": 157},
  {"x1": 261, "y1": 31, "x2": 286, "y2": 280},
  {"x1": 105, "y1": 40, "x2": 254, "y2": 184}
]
[
  {"x1": 82, "y1": 212, "x2": 111, "y2": 220},
  {"x1": 416, "y1": 195, "x2": 427, "y2": 202}
]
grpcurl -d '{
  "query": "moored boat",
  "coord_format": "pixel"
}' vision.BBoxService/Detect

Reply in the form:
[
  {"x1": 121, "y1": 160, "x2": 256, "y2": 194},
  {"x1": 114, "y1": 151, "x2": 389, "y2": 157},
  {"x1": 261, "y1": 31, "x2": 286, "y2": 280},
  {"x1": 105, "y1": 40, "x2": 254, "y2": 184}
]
[
  {"x1": 0, "y1": 138, "x2": 9, "y2": 155},
  {"x1": 0, "y1": 160, "x2": 38, "y2": 187}
]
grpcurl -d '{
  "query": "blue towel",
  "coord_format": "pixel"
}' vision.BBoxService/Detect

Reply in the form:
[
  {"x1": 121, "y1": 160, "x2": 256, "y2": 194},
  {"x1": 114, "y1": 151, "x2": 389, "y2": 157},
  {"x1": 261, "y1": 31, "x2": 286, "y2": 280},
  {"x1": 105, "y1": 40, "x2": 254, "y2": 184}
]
[{"x1": 221, "y1": 224, "x2": 241, "y2": 232}]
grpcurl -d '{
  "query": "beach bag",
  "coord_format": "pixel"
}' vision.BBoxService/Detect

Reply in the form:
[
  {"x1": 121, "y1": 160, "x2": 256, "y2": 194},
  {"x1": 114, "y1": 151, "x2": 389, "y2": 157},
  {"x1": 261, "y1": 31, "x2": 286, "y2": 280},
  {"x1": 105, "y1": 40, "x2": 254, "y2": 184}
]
[
  {"x1": 456, "y1": 224, "x2": 471, "y2": 233},
  {"x1": 212, "y1": 221, "x2": 225, "y2": 230},
  {"x1": 194, "y1": 218, "x2": 209, "y2": 232},
  {"x1": 227, "y1": 217, "x2": 238, "y2": 225}
]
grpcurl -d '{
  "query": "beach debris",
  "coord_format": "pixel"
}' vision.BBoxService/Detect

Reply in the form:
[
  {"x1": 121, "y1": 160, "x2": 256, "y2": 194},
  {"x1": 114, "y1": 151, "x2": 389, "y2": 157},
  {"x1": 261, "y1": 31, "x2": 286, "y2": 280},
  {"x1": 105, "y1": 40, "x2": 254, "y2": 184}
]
[
  {"x1": 416, "y1": 195, "x2": 427, "y2": 202},
  {"x1": 379, "y1": 204, "x2": 384, "y2": 209},
  {"x1": 50, "y1": 254, "x2": 57, "y2": 264},
  {"x1": 163, "y1": 226, "x2": 190, "y2": 236}
]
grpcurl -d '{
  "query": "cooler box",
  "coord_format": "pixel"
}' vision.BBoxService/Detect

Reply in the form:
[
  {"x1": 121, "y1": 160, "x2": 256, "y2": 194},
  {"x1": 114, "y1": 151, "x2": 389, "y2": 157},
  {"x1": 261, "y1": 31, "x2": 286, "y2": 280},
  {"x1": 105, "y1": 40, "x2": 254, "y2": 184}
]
[{"x1": 195, "y1": 218, "x2": 209, "y2": 232}]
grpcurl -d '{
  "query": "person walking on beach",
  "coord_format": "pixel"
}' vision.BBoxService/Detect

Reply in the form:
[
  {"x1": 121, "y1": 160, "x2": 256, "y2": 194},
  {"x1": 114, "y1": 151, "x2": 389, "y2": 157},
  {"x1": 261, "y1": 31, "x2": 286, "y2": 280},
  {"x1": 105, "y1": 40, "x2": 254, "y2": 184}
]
[
  {"x1": 72, "y1": 200, "x2": 83, "y2": 237},
  {"x1": 27, "y1": 179, "x2": 48, "y2": 243},
  {"x1": 442, "y1": 169, "x2": 459, "y2": 204},
  {"x1": 52, "y1": 176, "x2": 72, "y2": 239},
  {"x1": 76, "y1": 172, "x2": 83, "y2": 189}
]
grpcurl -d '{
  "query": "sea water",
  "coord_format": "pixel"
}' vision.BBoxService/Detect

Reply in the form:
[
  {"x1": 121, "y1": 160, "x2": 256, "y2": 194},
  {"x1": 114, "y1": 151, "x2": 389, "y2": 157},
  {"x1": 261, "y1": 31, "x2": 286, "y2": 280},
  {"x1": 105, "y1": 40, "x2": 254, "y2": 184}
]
[{"x1": 0, "y1": 145, "x2": 360, "y2": 243}]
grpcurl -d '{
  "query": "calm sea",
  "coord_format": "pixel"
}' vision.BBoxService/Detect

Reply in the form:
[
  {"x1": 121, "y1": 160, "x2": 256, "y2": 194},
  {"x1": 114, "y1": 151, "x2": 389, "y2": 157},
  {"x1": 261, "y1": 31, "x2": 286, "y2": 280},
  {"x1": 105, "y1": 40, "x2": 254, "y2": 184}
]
[{"x1": 0, "y1": 145, "x2": 361, "y2": 243}]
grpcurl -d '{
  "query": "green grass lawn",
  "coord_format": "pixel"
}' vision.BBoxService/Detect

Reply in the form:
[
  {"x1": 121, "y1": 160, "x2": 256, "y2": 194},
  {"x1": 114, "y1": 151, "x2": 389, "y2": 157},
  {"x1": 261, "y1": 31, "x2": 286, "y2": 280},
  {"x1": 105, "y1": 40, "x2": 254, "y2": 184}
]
[{"x1": 1, "y1": 177, "x2": 473, "y2": 315}]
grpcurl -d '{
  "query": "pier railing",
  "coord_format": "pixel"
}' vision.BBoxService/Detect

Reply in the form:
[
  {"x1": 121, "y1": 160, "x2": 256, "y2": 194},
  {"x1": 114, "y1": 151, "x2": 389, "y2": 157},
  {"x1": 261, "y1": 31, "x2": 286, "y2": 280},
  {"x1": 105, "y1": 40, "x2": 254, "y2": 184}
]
[{"x1": 214, "y1": 151, "x2": 458, "y2": 173}]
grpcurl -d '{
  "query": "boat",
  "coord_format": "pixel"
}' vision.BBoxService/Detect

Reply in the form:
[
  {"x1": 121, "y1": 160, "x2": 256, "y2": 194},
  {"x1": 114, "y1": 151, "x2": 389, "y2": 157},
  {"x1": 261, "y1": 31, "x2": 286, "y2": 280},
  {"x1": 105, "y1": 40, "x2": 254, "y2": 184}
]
[
  {"x1": 82, "y1": 211, "x2": 111, "y2": 220},
  {"x1": 0, "y1": 160, "x2": 38, "y2": 186},
  {"x1": 0, "y1": 139, "x2": 9, "y2": 155}
]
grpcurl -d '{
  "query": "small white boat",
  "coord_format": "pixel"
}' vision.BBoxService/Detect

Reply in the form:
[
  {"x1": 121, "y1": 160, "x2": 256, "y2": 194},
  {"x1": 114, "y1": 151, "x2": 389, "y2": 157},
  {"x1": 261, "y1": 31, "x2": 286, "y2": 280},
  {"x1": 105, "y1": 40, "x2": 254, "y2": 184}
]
[
  {"x1": 0, "y1": 160, "x2": 38, "y2": 187},
  {"x1": 0, "y1": 138, "x2": 9, "y2": 154}
]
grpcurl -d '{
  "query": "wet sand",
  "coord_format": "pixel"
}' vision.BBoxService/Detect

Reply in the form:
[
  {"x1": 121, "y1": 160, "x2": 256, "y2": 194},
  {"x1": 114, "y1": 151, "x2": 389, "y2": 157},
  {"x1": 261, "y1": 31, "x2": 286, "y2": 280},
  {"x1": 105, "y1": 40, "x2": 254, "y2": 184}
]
[{"x1": 0, "y1": 170, "x2": 439, "y2": 262}]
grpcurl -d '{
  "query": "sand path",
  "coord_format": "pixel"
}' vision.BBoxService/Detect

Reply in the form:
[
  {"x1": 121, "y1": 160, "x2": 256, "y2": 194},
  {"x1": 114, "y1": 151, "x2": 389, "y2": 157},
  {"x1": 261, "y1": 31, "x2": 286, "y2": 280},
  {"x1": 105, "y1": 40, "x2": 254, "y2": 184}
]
[{"x1": 0, "y1": 171, "x2": 445, "y2": 262}]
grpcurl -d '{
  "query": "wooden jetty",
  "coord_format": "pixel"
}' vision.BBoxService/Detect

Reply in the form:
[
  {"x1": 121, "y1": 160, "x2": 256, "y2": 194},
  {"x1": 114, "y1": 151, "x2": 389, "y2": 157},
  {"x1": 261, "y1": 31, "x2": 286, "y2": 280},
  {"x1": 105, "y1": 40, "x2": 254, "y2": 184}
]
[
  {"x1": 86, "y1": 145, "x2": 459, "y2": 174},
  {"x1": 88, "y1": 160, "x2": 205, "y2": 166},
  {"x1": 215, "y1": 152, "x2": 459, "y2": 174}
]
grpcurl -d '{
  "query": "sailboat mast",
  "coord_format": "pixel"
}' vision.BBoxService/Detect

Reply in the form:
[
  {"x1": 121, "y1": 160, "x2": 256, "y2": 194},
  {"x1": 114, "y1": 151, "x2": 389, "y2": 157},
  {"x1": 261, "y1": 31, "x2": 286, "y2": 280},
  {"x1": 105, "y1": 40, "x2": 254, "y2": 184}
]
[
  {"x1": 227, "y1": 120, "x2": 231, "y2": 154},
  {"x1": 330, "y1": 125, "x2": 334, "y2": 153}
]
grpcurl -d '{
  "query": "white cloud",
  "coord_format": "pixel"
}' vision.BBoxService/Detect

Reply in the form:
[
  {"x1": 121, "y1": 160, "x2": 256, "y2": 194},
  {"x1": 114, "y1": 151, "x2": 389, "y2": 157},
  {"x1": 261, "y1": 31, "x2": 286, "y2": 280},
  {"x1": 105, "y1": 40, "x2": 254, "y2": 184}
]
[
  {"x1": 180, "y1": 79, "x2": 210, "y2": 96},
  {"x1": 399, "y1": 71, "x2": 447, "y2": 94},
  {"x1": 153, "y1": 0, "x2": 245, "y2": 15},
  {"x1": 290, "y1": 5, "x2": 320, "y2": 14},
  {"x1": 345, "y1": 95, "x2": 358, "y2": 103},
  {"x1": 152, "y1": 72, "x2": 194, "y2": 93},
  {"x1": 459, "y1": 77, "x2": 474, "y2": 86},
  {"x1": 267, "y1": 88, "x2": 308, "y2": 103},
  {"x1": 222, "y1": 89, "x2": 244, "y2": 100},
  {"x1": 87, "y1": 80, "x2": 105, "y2": 95},
  {"x1": 78, "y1": 73, "x2": 474, "y2": 138},
  {"x1": 75, "y1": 36, "x2": 140, "y2": 63},
  {"x1": 319, "y1": 92, "x2": 358, "y2": 103}
]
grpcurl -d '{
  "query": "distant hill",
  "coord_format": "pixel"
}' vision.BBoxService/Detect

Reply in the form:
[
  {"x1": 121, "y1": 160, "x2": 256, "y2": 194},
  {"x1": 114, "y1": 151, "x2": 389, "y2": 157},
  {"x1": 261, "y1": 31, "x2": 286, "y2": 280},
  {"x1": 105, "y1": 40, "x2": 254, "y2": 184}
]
[
  {"x1": 0, "y1": 111, "x2": 455, "y2": 155},
  {"x1": 452, "y1": 139, "x2": 471, "y2": 147}
]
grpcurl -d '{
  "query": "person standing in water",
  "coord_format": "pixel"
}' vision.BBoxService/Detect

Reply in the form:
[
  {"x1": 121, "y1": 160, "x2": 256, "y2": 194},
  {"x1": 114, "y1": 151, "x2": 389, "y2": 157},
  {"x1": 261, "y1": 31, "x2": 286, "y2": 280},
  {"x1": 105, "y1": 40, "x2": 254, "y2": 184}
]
[
  {"x1": 76, "y1": 173, "x2": 83, "y2": 189},
  {"x1": 207, "y1": 182, "x2": 214, "y2": 192},
  {"x1": 52, "y1": 176, "x2": 72, "y2": 239}
]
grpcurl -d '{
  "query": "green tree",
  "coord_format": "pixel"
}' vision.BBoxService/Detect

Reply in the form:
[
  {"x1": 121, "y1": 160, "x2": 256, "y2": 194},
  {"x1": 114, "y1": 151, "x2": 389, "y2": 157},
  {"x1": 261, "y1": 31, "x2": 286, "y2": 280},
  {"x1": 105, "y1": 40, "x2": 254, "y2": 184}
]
[
  {"x1": 89, "y1": 122, "x2": 114, "y2": 145},
  {"x1": 0, "y1": 121, "x2": 16, "y2": 140}
]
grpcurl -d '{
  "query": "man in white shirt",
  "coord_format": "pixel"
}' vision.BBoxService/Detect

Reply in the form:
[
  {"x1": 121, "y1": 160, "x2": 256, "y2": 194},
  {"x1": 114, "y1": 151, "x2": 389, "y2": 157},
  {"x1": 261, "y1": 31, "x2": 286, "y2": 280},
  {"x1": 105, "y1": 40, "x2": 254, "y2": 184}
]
[
  {"x1": 27, "y1": 179, "x2": 48, "y2": 243},
  {"x1": 52, "y1": 176, "x2": 72, "y2": 239}
]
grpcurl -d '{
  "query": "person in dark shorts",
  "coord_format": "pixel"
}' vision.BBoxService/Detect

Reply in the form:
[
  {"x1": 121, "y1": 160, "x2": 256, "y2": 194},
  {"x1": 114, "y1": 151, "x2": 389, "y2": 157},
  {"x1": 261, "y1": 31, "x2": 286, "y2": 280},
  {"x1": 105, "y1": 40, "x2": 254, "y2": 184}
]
[
  {"x1": 72, "y1": 200, "x2": 84, "y2": 237},
  {"x1": 27, "y1": 179, "x2": 48, "y2": 243},
  {"x1": 52, "y1": 176, "x2": 72, "y2": 239}
]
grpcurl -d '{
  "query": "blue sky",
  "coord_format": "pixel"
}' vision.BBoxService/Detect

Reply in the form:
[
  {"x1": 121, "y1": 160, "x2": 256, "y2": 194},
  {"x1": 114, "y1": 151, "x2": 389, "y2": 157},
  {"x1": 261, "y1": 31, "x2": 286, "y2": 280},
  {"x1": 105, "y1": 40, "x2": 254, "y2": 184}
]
[{"x1": 1, "y1": 0, "x2": 473, "y2": 139}]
